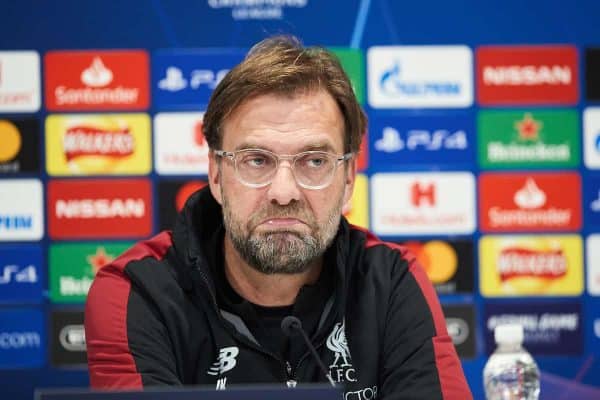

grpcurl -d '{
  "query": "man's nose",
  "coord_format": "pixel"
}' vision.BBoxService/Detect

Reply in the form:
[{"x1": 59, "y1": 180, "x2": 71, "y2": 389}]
[{"x1": 266, "y1": 162, "x2": 301, "y2": 205}]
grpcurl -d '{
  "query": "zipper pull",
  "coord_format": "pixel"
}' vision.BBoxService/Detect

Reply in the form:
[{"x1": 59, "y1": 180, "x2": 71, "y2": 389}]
[{"x1": 285, "y1": 361, "x2": 297, "y2": 388}]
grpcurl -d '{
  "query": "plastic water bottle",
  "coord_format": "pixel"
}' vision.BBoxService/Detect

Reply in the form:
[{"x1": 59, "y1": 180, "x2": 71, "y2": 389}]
[{"x1": 483, "y1": 324, "x2": 540, "y2": 400}]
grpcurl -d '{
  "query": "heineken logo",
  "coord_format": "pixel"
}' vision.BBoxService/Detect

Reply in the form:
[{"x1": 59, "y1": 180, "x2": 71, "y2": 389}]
[
  {"x1": 50, "y1": 243, "x2": 131, "y2": 303},
  {"x1": 478, "y1": 109, "x2": 579, "y2": 168},
  {"x1": 515, "y1": 113, "x2": 542, "y2": 141}
]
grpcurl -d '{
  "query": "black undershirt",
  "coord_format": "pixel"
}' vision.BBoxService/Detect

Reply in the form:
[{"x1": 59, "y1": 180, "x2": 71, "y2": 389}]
[{"x1": 207, "y1": 226, "x2": 334, "y2": 364}]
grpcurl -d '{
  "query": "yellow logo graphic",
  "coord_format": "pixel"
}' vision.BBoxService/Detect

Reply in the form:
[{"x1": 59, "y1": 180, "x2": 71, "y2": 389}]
[
  {"x1": 0, "y1": 120, "x2": 22, "y2": 162},
  {"x1": 45, "y1": 114, "x2": 151, "y2": 175},
  {"x1": 480, "y1": 235, "x2": 583, "y2": 297},
  {"x1": 343, "y1": 174, "x2": 368, "y2": 229}
]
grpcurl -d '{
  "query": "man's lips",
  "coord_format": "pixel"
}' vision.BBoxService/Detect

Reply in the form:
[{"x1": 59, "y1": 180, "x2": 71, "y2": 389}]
[{"x1": 261, "y1": 217, "x2": 306, "y2": 227}]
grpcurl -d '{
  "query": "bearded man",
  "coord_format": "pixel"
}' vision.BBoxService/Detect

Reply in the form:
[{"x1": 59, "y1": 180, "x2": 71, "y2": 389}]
[{"x1": 85, "y1": 35, "x2": 472, "y2": 400}]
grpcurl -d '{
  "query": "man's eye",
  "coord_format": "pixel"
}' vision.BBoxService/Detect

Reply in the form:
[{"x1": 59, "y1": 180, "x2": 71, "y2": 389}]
[
  {"x1": 305, "y1": 156, "x2": 329, "y2": 168},
  {"x1": 243, "y1": 155, "x2": 270, "y2": 167}
]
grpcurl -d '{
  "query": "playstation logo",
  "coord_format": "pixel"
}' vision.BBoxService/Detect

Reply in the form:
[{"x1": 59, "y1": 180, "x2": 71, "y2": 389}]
[
  {"x1": 158, "y1": 67, "x2": 187, "y2": 92},
  {"x1": 591, "y1": 190, "x2": 600, "y2": 212},
  {"x1": 374, "y1": 127, "x2": 404, "y2": 152}
]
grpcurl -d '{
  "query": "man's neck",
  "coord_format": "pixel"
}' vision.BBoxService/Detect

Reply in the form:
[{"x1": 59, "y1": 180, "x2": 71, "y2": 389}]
[{"x1": 223, "y1": 235, "x2": 323, "y2": 307}]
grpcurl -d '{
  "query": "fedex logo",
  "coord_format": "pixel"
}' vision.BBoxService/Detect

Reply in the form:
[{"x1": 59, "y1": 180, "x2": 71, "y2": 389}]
[
  {"x1": 370, "y1": 115, "x2": 474, "y2": 167},
  {"x1": 153, "y1": 50, "x2": 245, "y2": 109}
]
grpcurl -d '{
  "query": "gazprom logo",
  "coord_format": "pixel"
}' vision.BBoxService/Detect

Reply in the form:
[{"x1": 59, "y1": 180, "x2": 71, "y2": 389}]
[
  {"x1": 0, "y1": 215, "x2": 33, "y2": 230},
  {"x1": 379, "y1": 62, "x2": 461, "y2": 97},
  {"x1": 367, "y1": 46, "x2": 473, "y2": 109}
]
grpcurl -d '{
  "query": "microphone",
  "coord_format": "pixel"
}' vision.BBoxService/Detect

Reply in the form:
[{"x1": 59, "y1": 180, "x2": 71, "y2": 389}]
[{"x1": 281, "y1": 316, "x2": 336, "y2": 387}]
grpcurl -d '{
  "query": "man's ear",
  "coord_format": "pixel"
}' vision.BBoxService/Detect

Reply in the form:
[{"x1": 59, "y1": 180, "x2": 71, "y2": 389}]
[
  {"x1": 342, "y1": 156, "x2": 357, "y2": 206},
  {"x1": 208, "y1": 150, "x2": 223, "y2": 205}
]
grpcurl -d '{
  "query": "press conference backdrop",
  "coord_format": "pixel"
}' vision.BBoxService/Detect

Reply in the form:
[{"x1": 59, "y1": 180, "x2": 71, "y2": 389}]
[{"x1": 0, "y1": 0, "x2": 599, "y2": 399}]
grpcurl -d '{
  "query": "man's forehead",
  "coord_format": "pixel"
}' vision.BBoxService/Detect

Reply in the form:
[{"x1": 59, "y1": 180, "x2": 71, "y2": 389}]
[{"x1": 220, "y1": 90, "x2": 345, "y2": 150}]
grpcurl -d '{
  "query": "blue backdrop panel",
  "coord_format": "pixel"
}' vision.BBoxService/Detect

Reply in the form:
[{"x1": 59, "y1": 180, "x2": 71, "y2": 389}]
[{"x1": 0, "y1": 1, "x2": 599, "y2": 399}]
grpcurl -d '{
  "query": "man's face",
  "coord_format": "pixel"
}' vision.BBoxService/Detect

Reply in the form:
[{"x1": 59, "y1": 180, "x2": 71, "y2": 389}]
[{"x1": 208, "y1": 90, "x2": 356, "y2": 274}]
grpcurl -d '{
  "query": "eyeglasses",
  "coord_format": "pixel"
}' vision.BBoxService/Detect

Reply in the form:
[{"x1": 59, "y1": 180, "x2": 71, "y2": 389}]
[{"x1": 214, "y1": 148, "x2": 353, "y2": 190}]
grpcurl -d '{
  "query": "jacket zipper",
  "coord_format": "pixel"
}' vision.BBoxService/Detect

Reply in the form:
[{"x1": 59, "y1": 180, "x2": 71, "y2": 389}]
[
  {"x1": 285, "y1": 361, "x2": 297, "y2": 387},
  {"x1": 292, "y1": 338, "x2": 329, "y2": 383},
  {"x1": 194, "y1": 266, "x2": 334, "y2": 386},
  {"x1": 195, "y1": 267, "x2": 296, "y2": 385}
]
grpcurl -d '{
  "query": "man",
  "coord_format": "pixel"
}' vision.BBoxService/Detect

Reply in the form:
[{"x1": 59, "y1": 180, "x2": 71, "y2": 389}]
[{"x1": 85, "y1": 36, "x2": 472, "y2": 399}]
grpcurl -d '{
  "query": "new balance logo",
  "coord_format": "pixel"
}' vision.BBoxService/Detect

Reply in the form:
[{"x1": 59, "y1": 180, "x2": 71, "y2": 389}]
[
  {"x1": 215, "y1": 377, "x2": 227, "y2": 390},
  {"x1": 207, "y1": 346, "x2": 239, "y2": 376}
]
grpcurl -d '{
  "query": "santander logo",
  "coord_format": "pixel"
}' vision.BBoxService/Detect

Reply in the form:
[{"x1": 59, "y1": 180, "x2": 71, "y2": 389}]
[
  {"x1": 45, "y1": 50, "x2": 149, "y2": 111},
  {"x1": 80, "y1": 57, "x2": 113, "y2": 88},
  {"x1": 479, "y1": 173, "x2": 581, "y2": 232},
  {"x1": 513, "y1": 178, "x2": 546, "y2": 209}
]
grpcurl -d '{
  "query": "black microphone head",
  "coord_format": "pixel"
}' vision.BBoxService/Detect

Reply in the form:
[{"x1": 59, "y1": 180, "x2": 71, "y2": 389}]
[{"x1": 281, "y1": 316, "x2": 302, "y2": 337}]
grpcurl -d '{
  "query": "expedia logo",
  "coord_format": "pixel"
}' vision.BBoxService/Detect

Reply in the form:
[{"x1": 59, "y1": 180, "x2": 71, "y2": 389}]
[
  {"x1": 58, "y1": 324, "x2": 86, "y2": 352},
  {"x1": 326, "y1": 321, "x2": 356, "y2": 383}
]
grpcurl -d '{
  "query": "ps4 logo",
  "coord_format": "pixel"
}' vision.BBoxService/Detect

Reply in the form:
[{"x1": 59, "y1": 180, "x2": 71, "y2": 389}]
[
  {"x1": 158, "y1": 66, "x2": 229, "y2": 92},
  {"x1": 375, "y1": 127, "x2": 468, "y2": 153},
  {"x1": 0, "y1": 264, "x2": 38, "y2": 284}
]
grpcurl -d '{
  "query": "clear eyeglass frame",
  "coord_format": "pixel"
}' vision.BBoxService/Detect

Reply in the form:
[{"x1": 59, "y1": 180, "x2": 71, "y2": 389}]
[{"x1": 214, "y1": 148, "x2": 354, "y2": 190}]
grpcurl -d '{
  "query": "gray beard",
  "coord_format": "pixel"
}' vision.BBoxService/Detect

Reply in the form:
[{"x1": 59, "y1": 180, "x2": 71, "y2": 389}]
[
  {"x1": 221, "y1": 194, "x2": 343, "y2": 275},
  {"x1": 230, "y1": 229, "x2": 322, "y2": 274}
]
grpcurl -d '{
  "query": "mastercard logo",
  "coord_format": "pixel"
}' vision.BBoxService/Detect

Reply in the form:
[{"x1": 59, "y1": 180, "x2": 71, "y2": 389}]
[
  {"x1": 404, "y1": 240, "x2": 458, "y2": 284},
  {"x1": 0, "y1": 120, "x2": 22, "y2": 162}
]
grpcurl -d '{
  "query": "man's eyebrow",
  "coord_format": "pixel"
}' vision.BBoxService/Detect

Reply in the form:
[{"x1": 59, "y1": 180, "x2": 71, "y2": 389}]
[
  {"x1": 233, "y1": 142, "x2": 270, "y2": 152},
  {"x1": 300, "y1": 142, "x2": 337, "y2": 153},
  {"x1": 233, "y1": 141, "x2": 338, "y2": 153}
]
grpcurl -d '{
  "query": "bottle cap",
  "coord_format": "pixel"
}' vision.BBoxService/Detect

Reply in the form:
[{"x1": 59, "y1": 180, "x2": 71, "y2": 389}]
[{"x1": 494, "y1": 323, "x2": 524, "y2": 345}]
